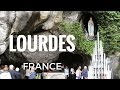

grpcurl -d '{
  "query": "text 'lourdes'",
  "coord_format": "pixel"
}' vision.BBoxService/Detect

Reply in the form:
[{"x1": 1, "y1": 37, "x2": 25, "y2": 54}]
[{"x1": 9, "y1": 35, "x2": 75, "y2": 52}]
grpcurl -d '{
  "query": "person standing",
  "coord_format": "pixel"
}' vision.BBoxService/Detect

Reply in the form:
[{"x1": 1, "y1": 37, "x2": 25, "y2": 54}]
[
  {"x1": 82, "y1": 66, "x2": 88, "y2": 79},
  {"x1": 0, "y1": 65, "x2": 12, "y2": 79},
  {"x1": 19, "y1": 65, "x2": 26, "y2": 79},
  {"x1": 35, "y1": 68, "x2": 42, "y2": 79},
  {"x1": 64, "y1": 66, "x2": 69, "y2": 79},
  {"x1": 29, "y1": 67, "x2": 36, "y2": 79},
  {"x1": 15, "y1": 67, "x2": 21, "y2": 79},
  {"x1": 25, "y1": 67, "x2": 31, "y2": 79},
  {"x1": 9, "y1": 65, "x2": 17, "y2": 79},
  {"x1": 70, "y1": 68, "x2": 75, "y2": 79},
  {"x1": 76, "y1": 66, "x2": 82, "y2": 79}
]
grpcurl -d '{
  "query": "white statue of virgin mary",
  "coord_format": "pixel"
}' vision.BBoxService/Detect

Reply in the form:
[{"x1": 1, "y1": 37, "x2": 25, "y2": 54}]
[{"x1": 88, "y1": 17, "x2": 94, "y2": 37}]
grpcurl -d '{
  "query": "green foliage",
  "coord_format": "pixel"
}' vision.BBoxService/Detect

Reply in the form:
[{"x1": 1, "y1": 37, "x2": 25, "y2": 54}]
[
  {"x1": 59, "y1": 11, "x2": 120, "y2": 56},
  {"x1": 97, "y1": 11, "x2": 120, "y2": 55},
  {"x1": 59, "y1": 21, "x2": 94, "y2": 55}
]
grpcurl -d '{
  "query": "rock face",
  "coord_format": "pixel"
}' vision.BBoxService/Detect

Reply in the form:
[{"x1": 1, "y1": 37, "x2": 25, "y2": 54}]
[
  {"x1": 11, "y1": 11, "x2": 33, "y2": 34},
  {"x1": 0, "y1": 11, "x2": 82, "y2": 64},
  {"x1": 109, "y1": 55, "x2": 120, "y2": 79},
  {"x1": 0, "y1": 11, "x2": 63, "y2": 55},
  {"x1": 110, "y1": 56, "x2": 120, "y2": 79},
  {"x1": 42, "y1": 11, "x2": 63, "y2": 30},
  {"x1": 2, "y1": 31, "x2": 61, "y2": 64},
  {"x1": 21, "y1": 31, "x2": 61, "y2": 63},
  {"x1": 0, "y1": 42, "x2": 9, "y2": 55},
  {"x1": 63, "y1": 11, "x2": 81, "y2": 23},
  {"x1": 0, "y1": 11, "x2": 16, "y2": 55}
]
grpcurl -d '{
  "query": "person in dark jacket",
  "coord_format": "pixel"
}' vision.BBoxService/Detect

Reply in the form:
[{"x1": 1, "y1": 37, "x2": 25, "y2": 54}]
[
  {"x1": 19, "y1": 65, "x2": 26, "y2": 79},
  {"x1": 70, "y1": 68, "x2": 75, "y2": 79},
  {"x1": 82, "y1": 66, "x2": 88, "y2": 79},
  {"x1": 9, "y1": 65, "x2": 17, "y2": 79},
  {"x1": 15, "y1": 67, "x2": 21, "y2": 79}
]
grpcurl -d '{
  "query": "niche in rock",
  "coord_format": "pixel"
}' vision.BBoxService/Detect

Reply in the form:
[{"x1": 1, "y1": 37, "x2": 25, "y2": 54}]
[{"x1": 81, "y1": 12, "x2": 98, "y2": 40}]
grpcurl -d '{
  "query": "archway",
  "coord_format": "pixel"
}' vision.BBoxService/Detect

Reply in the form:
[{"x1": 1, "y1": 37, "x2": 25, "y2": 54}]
[{"x1": 54, "y1": 52, "x2": 91, "y2": 70}]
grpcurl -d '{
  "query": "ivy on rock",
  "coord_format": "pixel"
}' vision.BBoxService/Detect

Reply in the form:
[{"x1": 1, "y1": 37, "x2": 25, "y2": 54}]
[{"x1": 59, "y1": 21, "x2": 94, "y2": 55}]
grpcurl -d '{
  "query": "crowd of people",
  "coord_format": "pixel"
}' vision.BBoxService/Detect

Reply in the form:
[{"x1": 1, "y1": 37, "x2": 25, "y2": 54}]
[
  {"x1": 0, "y1": 65, "x2": 21, "y2": 79},
  {"x1": 64, "y1": 66, "x2": 88, "y2": 79},
  {"x1": 0, "y1": 64, "x2": 41, "y2": 79},
  {"x1": 0, "y1": 64, "x2": 88, "y2": 79}
]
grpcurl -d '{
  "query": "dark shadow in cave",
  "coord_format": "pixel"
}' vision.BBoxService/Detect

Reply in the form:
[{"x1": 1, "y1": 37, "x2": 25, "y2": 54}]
[
  {"x1": 54, "y1": 52, "x2": 91, "y2": 70},
  {"x1": 81, "y1": 12, "x2": 98, "y2": 39},
  {"x1": 0, "y1": 52, "x2": 29, "y2": 68}
]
